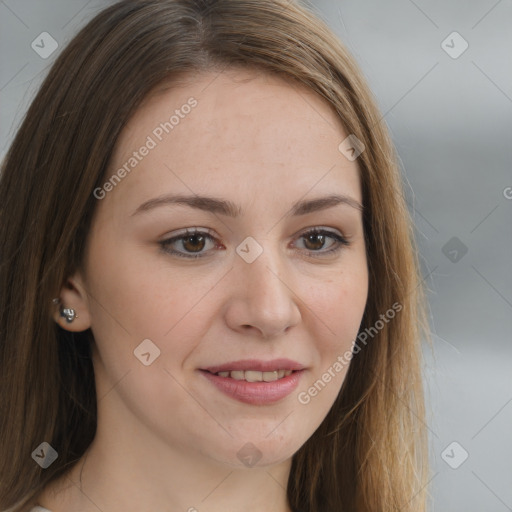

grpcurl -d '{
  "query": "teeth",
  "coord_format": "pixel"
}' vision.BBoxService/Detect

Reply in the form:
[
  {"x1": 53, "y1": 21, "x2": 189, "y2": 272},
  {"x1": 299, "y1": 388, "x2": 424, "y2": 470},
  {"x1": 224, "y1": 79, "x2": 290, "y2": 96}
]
[
  {"x1": 245, "y1": 370, "x2": 262, "y2": 382},
  {"x1": 215, "y1": 369, "x2": 293, "y2": 381}
]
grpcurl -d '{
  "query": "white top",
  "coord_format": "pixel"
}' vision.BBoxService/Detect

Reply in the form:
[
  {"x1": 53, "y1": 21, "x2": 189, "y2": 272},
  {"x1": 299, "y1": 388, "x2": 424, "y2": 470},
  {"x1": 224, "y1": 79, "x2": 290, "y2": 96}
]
[{"x1": 30, "y1": 507, "x2": 52, "y2": 512}]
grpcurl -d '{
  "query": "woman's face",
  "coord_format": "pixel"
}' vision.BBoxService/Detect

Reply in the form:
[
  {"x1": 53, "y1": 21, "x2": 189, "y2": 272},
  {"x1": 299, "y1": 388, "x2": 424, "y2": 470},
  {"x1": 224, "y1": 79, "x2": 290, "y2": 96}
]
[{"x1": 66, "y1": 68, "x2": 368, "y2": 468}]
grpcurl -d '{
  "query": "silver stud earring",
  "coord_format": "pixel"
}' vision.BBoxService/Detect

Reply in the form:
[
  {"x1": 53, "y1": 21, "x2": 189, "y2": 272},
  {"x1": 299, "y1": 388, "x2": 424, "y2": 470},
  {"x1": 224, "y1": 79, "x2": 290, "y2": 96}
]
[
  {"x1": 60, "y1": 307, "x2": 78, "y2": 323},
  {"x1": 53, "y1": 298, "x2": 78, "y2": 323}
]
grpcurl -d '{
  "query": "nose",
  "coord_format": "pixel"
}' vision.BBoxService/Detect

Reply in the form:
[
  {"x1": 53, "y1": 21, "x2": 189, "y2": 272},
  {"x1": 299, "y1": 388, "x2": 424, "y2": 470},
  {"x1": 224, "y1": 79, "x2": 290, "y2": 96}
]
[{"x1": 223, "y1": 246, "x2": 302, "y2": 339}]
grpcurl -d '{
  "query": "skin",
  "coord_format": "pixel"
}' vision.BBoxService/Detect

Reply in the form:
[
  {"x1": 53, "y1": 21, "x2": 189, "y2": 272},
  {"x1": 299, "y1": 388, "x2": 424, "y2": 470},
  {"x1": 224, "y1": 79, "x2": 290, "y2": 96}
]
[{"x1": 39, "y1": 68, "x2": 368, "y2": 512}]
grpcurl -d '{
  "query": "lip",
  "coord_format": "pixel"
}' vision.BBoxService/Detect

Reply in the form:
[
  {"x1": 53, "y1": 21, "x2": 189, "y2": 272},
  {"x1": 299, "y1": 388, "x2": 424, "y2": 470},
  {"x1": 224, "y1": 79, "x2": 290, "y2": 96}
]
[
  {"x1": 202, "y1": 358, "x2": 305, "y2": 374},
  {"x1": 199, "y1": 368, "x2": 305, "y2": 405}
]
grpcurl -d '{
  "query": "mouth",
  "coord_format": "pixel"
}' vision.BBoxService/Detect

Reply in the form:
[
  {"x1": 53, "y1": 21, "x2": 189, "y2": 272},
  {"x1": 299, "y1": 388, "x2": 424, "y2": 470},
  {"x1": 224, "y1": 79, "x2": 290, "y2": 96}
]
[
  {"x1": 198, "y1": 359, "x2": 305, "y2": 405},
  {"x1": 205, "y1": 369, "x2": 295, "y2": 382},
  {"x1": 201, "y1": 358, "x2": 305, "y2": 375}
]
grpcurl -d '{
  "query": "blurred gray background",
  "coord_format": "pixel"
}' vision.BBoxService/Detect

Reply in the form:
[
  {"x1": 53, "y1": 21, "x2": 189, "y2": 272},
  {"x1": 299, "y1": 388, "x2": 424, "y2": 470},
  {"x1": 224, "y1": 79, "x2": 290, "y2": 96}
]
[{"x1": 1, "y1": 0, "x2": 511, "y2": 510}]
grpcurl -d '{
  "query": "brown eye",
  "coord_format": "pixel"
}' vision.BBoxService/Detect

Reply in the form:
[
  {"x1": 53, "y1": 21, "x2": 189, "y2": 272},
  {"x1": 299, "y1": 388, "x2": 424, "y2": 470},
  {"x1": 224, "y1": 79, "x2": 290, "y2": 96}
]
[
  {"x1": 159, "y1": 227, "x2": 349, "y2": 260},
  {"x1": 294, "y1": 228, "x2": 350, "y2": 257},
  {"x1": 159, "y1": 229, "x2": 218, "y2": 259},
  {"x1": 303, "y1": 232, "x2": 327, "y2": 251},
  {"x1": 181, "y1": 233, "x2": 206, "y2": 253}
]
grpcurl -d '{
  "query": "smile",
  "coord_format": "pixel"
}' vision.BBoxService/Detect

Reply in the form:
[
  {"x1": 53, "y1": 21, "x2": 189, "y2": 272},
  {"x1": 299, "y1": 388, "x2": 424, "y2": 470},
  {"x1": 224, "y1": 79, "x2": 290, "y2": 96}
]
[
  {"x1": 212, "y1": 369, "x2": 294, "y2": 381},
  {"x1": 199, "y1": 368, "x2": 304, "y2": 405}
]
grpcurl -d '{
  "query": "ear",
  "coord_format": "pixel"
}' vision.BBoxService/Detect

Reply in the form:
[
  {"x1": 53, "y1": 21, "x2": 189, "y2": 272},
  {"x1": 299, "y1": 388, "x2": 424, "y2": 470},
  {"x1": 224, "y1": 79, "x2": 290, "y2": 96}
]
[{"x1": 52, "y1": 271, "x2": 91, "y2": 332}]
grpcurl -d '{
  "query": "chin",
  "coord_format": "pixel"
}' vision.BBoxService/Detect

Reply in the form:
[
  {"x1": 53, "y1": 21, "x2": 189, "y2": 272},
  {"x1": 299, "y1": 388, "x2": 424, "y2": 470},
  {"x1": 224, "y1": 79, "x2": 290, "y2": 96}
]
[{"x1": 201, "y1": 431, "x2": 305, "y2": 470}]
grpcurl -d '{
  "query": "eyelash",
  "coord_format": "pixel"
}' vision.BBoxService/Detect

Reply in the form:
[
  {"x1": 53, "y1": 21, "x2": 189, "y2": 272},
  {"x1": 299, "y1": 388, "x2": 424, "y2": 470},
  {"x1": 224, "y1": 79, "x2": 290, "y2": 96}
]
[{"x1": 159, "y1": 227, "x2": 350, "y2": 260}]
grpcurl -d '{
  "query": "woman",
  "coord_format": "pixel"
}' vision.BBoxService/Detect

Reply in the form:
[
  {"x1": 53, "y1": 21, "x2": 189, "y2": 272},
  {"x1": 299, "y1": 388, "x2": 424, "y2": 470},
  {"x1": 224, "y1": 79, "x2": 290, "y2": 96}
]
[{"x1": 0, "y1": 0, "x2": 430, "y2": 511}]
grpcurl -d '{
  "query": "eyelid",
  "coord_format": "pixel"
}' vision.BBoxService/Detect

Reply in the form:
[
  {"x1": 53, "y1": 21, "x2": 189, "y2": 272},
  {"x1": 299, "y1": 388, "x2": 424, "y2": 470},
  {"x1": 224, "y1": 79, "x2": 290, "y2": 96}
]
[
  {"x1": 159, "y1": 227, "x2": 216, "y2": 240},
  {"x1": 158, "y1": 228, "x2": 220, "y2": 259},
  {"x1": 295, "y1": 225, "x2": 348, "y2": 240}
]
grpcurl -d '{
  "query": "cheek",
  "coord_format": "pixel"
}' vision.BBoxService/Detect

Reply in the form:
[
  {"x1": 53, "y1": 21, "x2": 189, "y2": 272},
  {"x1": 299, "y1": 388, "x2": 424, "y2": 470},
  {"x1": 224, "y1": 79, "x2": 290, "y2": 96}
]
[
  {"x1": 84, "y1": 239, "x2": 213, "y2": 429},
  {"x1": 296, "y1": 263, "x2": 368, "y2": 402},
  {"x1": 334, "y1": 279, "x2": 367, "y2": 344},
  {"x1": 307, "y1": 264, "x2": 368, "y2": 349},
  {"x1": 86, "y1": 236, "x2": 194, "y2": 336},
  {"x1": 84, "y1": 236, "x2": 224, "y2": 379}
]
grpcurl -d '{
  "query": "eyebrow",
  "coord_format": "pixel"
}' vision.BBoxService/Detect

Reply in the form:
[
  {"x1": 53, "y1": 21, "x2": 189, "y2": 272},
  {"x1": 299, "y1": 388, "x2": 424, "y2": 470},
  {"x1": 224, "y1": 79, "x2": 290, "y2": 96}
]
[{"x1": 131, "y1": 193, "x2": 363, "y2": 217}]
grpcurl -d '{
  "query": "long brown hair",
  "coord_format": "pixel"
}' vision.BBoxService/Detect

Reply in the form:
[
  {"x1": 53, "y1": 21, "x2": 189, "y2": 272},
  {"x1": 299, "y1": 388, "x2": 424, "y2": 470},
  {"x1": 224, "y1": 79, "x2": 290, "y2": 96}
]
[{"x1": 0, "y1": 1, "x2": 429, "y2": 510}]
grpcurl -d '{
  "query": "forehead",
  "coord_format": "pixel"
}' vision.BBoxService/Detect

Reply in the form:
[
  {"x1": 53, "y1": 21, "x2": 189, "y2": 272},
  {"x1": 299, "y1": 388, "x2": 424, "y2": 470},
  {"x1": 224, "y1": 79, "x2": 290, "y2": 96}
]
[{"x1": 104, "y1": 68, "x2": 362, "y2": 216}]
